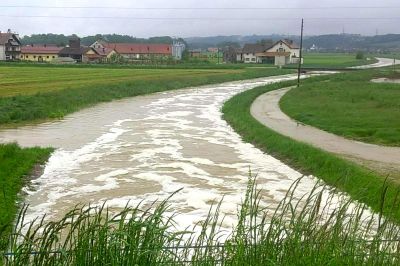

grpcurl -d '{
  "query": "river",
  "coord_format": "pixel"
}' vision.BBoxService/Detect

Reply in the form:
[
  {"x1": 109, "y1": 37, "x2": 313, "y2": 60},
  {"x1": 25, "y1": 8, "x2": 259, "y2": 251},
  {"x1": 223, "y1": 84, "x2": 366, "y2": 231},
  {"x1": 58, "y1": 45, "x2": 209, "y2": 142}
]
[{"x1": 0, "y1": 74, "x2": 321, "y2": 230}]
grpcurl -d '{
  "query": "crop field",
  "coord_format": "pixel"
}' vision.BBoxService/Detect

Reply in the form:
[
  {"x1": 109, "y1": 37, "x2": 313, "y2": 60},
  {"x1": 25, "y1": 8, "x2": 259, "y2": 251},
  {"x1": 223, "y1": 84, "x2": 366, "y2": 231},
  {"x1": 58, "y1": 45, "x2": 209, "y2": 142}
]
[
  {"x1": 280, "y1": 69, "x2": 400, "y2": 146},
  {"x1": 0, "y1": 65, "x2": 293, "y2": 125},
  {"x1": 0, "y1": 66, "x2": 245, "y2": 97}
]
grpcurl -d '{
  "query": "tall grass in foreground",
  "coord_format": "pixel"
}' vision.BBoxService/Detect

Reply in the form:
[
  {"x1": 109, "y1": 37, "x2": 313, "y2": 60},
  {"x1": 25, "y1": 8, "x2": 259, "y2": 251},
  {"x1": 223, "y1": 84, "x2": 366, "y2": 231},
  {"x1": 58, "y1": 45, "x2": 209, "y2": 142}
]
[{"x1": 3, "y1": 178, "x2": 400, "y2": 265}]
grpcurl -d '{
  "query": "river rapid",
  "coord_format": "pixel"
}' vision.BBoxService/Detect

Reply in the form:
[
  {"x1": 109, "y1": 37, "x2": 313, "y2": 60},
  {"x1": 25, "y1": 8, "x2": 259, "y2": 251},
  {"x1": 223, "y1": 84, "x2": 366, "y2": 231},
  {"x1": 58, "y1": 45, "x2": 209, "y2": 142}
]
[{"x1": 1, "y1": 74, "x2": 322, "y2": 230}]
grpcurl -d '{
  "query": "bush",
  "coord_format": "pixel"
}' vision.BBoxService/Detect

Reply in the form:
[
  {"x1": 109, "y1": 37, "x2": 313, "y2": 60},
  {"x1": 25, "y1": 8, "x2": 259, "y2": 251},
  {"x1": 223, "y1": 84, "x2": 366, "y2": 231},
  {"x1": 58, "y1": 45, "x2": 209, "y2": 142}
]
[{"x1": 356, "y1": 51, "x2": 364, "y2": 60}]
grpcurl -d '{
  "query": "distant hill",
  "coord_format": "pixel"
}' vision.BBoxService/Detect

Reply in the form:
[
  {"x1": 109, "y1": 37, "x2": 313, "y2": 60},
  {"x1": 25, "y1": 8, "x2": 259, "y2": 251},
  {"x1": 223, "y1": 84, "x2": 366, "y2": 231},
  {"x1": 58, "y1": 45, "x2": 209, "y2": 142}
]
[
  {"x1": 20, "y1": 34, "x2": 186, "y2": 46},
  {"x1": 184, "y1": 34, "x2": 400, "y2": 52}
]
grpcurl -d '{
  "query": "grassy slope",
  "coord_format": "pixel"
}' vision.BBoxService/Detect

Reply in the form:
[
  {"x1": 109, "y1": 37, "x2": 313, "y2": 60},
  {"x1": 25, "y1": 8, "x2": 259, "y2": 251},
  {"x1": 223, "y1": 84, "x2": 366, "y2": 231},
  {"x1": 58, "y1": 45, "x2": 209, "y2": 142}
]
[
  {"x1": 0, "y1": 143, "x2": 52, "y2": 250},
  {"x1": 0, "y1": 66, "x2": 293, "y2": 125},
  {"x1": 280, "y1": 69, "x2": 400, "y2": 146},
  {"x1": 222, "y1": 77, "x2": 400, "y2": 223},
  {"x1": 286, "y1": 53, "x2": 378, "y2": 69}
]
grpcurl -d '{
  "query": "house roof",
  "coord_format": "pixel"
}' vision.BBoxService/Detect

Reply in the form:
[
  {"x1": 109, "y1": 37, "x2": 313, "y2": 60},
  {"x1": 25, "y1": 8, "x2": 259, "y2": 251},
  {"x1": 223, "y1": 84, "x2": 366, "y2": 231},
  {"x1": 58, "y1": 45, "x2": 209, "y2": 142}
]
[
  {"x1": 94, "y1": 47, "x2": 115, "y2": 56},
  {"x1": 104, "y1": 43, "x2": 172, "y2": 55},
  {"x1": 59, "y1": 46, "x2": 93, "y2": 56},
  {"x1": 276, "y1": 39, "x2": 300, "y2": 49},
  {"x1": 21, "y1": 45, "x2": 62, "y2": 54},
  {"x1": 242, "y1": 44, "x2": 267, "y2": 54},
  {"x1": 242, "y1": 39, "x2": 300, "y2": 54},
  {"x1": 0, "y1": 33, "x2": 21, "y2": 45}
]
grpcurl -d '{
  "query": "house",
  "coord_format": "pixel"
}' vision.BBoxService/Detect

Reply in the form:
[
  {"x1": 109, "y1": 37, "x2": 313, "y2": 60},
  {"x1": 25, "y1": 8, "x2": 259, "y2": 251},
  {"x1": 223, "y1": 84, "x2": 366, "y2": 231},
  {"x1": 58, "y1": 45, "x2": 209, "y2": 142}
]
[
  {"x1": 222, "y1": 46, "x2": 238, "y2": 63},
  {"x1": 59, "y1": 38, "x2": 100, "y2": 63},
  {"x1": 240, "y1": 43, "x2": 267, "y2": 63},
  {"x1": 90, "y1": 40, "x2": 178, "y2": 61},
  {"x1": 237, "y1": 39, "x2": 302, "y2": 66},
  {"x1": 172, "y1": 41, "x2": 185, "y2": 60},
  {"x1": 93, "y1": 47, "x2": 117, "y2": 62},
  {"x1": 0, "y1": 30, "x2": 21, "y2": 61},
  {"x1": 20, "y1": 44, "x2": 62, "y2": 62}
]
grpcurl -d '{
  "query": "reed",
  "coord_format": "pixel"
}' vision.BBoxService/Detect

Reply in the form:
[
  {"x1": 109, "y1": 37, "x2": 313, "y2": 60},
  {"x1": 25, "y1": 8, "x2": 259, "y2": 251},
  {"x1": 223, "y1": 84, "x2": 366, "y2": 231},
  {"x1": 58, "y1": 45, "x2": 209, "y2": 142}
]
[{"x1": 3, "y1": 178, "x2": 400, "y2": 265}]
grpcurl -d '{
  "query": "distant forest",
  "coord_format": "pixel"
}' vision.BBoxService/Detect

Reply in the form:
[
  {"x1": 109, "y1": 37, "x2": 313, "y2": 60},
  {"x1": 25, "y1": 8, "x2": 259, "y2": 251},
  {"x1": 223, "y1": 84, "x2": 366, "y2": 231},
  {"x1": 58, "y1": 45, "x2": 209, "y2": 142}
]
[
  {"x1": 20, "y1": 33, "x2": 400, "y2": 52},
  {"x1": 20, "y1": 34, "x2": 187, "y2": 46},
  {"x1": 185, "y1": 34, "x2": 400, "y2": 52}
]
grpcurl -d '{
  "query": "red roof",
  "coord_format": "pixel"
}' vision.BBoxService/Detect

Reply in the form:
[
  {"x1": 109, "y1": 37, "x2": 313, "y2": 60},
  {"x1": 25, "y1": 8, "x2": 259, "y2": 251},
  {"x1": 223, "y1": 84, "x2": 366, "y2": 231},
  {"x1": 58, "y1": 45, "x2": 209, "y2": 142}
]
[
  {"x1": 21, "y1": 45, "x2": 62, "y2": 54},
  {"x1": 104, "y1": 43, "x2": 172, "y2": 55}
]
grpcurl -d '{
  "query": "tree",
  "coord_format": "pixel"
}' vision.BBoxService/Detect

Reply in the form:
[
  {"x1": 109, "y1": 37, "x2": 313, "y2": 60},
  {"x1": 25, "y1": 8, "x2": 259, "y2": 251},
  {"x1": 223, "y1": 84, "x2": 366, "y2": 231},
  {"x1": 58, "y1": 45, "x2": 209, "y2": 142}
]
[{"x1": 356, "y1": 51, "x2": 364, "y2": 60}]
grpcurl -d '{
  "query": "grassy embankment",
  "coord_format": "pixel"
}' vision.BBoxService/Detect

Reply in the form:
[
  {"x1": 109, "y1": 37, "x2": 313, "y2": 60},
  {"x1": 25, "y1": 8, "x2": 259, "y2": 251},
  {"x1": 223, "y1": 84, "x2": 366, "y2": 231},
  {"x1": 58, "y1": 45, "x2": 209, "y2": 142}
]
[
  {"x1": 286, "y1": 53, "x2": 378, "y2": 69},
  {"x1": 0, "y1": 144, "x2": 52, "y2": 250},
  {"x1": 280, "y1": 69, "x2": 400, "y2": 146},
  {"x1": 0, "y1": 65, "x2": 293, "y2": 126},
  {"x1": 4, "y1": 178, "x2": 400, "y2": 265},
  {"x1": 222, "y1": 74, "x2": 400, "y2": 223}
]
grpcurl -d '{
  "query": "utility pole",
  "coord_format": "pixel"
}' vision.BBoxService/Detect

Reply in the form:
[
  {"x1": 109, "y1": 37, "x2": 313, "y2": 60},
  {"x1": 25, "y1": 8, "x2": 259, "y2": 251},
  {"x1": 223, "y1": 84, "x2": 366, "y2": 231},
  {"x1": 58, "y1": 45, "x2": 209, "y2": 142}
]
[{"x1": 297, "y1": 19, "x2": 304, "y2": 88}]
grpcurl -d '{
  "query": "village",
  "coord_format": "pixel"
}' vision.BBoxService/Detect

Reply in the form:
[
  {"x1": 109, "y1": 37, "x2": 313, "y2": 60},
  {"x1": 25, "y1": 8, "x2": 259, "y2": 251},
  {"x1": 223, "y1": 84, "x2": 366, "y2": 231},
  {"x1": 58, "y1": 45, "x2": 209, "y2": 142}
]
[{"x1": 0, "y1": 29, "x2": 302, "y2": 66}]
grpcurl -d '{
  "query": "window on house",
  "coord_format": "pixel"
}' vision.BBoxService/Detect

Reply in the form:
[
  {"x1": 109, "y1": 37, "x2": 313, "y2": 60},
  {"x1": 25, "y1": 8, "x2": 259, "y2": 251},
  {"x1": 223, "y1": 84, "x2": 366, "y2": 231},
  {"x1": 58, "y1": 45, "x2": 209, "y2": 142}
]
[
  {"x1": 251, "y1": 58, "x2": 256, "y2": 61},
  {"x1": 33, "y1": 55, "x2": 36, "y2": 58},
  {"x1": 245, "y1": 58, "x2": 250, "y2": 61},
  {"x1": 47, "y1": 56, "x2": 49, "y2": 58},
  {"x1": 52, "y1": 56, "x2": 55, "y2": 58}
]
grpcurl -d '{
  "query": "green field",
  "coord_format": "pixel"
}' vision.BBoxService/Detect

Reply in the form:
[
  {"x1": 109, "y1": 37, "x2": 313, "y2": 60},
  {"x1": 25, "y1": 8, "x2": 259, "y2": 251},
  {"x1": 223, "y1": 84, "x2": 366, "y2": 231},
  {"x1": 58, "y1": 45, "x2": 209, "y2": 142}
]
[
  {"x1": 280, "y1": 69, "x2": 400, "y2": 146},
  {"x1": 287, "y1": 53, "x2": 378, "y2": 69},
  {"x1": 0, "y1": 65, "x2": 293, "y2": 125}
]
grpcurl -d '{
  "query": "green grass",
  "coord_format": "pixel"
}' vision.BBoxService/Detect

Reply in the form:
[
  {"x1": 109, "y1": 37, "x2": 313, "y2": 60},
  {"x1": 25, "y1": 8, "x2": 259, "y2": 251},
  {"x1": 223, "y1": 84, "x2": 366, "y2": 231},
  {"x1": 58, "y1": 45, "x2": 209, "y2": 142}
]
[
  {"x1": 0, "y1": 143, "x2": 52, "y2": 251},
  {"x1": 3, "y1": 177, "x2": 400, "y2": 265},
  {"x1": 286, "y1": 53, "x2": 378, "y2": 69},
  {"x1": 0, "y1": 65, "x2": 293, "y2": 125},
  {"x1": 280, "y1": 69, "x2": 400, "y2": 146},
  {"x1": 222, "y1": 77, "x2": 400, "y2": 223}
]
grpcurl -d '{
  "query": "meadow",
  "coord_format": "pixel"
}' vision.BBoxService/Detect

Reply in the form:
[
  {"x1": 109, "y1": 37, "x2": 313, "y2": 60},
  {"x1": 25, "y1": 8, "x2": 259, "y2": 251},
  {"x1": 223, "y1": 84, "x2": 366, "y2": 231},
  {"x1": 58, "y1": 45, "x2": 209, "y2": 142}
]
[
  {"x1": 0, "y1": 65, "x2": 293, "y2": 125},
  {"x1": 286, "y1": 53, "x2": 378, "y2": 69},
  {"x1": 280, "y1": 69, "x2": 400, "y2": 146}
]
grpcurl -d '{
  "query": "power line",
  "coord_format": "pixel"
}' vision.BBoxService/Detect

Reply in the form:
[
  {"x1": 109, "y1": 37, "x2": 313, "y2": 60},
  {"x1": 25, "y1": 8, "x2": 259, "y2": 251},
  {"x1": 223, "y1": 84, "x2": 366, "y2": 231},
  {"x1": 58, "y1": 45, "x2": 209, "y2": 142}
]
[
  {"x1": 1, "y1": 5, "x2": 400, "y2": 10},
  {"x1": 0, "y1": 15, "x2": 399, "y2": 21}
]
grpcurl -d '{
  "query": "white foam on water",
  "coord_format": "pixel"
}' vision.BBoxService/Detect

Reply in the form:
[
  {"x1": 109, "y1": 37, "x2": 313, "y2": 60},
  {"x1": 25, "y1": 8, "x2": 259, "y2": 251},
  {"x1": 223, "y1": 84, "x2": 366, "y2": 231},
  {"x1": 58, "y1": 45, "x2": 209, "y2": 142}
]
[{"x1": 17, "y1": 73, "x2": 370, "y2": 234}]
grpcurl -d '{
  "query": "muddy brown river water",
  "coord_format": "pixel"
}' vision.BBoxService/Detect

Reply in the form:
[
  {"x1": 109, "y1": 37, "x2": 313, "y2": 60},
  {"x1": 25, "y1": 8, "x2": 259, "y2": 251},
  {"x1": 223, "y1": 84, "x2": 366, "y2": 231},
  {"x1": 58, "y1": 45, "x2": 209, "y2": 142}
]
[{"x1": 0, "y1": 74, "x2": 322, "y2": 230}]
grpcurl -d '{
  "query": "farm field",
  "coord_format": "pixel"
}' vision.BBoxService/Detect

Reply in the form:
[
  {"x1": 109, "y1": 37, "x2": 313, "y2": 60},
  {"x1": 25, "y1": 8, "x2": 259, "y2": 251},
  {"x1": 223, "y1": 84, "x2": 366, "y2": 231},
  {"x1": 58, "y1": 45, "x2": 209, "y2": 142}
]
[
  {"x1": 289, "y1": 52, "x2": 378, "y2": 68},
  {"x1": 280, "y1": 69, "x2": 400, "y2": 146},
  {"x1": 0, "y1": 65, "x2": 293, "y2": 125}
]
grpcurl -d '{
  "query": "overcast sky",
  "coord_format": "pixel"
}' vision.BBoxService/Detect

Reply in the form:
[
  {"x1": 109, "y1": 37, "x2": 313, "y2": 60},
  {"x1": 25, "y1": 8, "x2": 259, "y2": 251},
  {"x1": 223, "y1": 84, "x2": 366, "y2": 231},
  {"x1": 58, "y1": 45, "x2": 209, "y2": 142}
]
[{"x1": 1, "y1": 0, "x2": 399, "y2": 37}]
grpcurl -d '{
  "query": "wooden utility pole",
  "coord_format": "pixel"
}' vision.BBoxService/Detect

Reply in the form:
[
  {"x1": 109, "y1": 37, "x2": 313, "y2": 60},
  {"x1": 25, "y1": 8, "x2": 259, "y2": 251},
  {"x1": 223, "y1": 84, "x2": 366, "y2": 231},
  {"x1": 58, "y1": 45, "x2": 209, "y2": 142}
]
[{"x1": 297, "y1": 18, "x2": 304, "y2": 88}]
